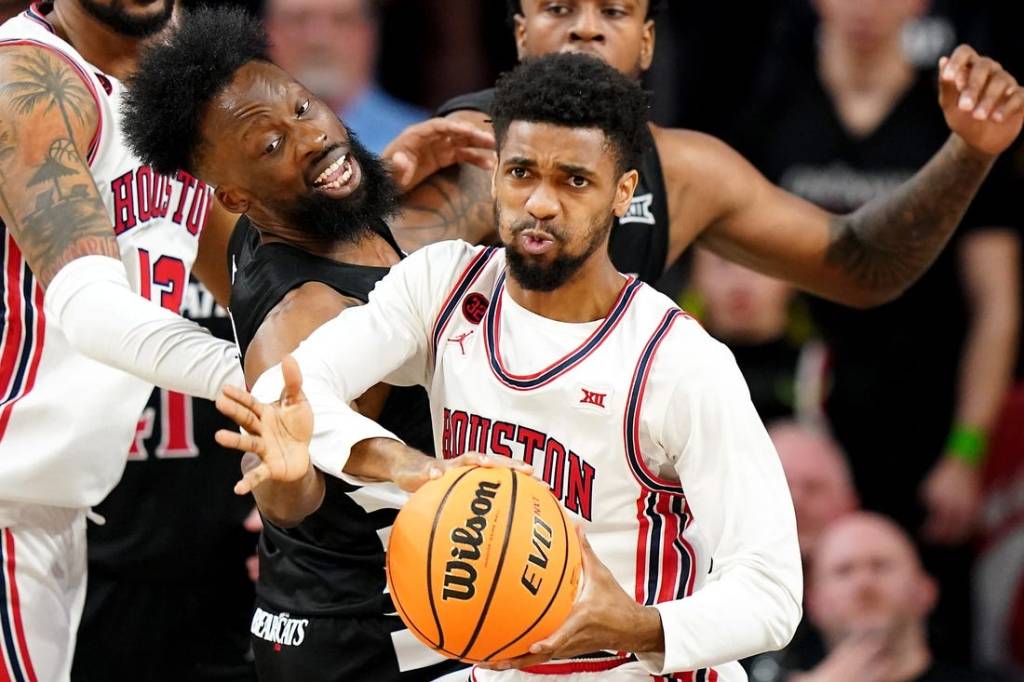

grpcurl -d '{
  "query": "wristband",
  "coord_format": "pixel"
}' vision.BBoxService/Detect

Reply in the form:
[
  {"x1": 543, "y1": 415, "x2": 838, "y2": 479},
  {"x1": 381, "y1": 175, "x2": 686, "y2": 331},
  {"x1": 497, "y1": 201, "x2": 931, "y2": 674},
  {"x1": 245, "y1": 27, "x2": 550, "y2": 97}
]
[{"x1": 945, "y1": 424, "x2": 988, "y2": 467}]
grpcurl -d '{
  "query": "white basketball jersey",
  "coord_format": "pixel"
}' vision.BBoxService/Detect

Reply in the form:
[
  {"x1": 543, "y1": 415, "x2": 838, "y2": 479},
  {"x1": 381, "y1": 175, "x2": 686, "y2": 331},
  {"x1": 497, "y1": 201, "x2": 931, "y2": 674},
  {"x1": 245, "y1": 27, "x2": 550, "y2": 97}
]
[
  {"x1": 0, "y1": 5, "x2": 211, "y2": 509},
  {"x1": 429, "y1": 247, "x2": 732, "y2": 680}
]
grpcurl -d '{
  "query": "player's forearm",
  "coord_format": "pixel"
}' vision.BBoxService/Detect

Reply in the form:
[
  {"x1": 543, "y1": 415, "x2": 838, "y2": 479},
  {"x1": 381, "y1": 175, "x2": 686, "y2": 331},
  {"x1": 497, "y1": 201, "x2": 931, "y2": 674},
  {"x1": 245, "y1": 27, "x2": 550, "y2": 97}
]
[
  {"x1": 251, "y1": 457, "x2": 326, "y2": 528},
  {"x1": 827, "y1": 134, "x2": 995, "y2": 306},
  {"x1": 391, "y1": 164, "x2": 495, "y2": 253},
  {"x1": 45, "y1": 255, "x2": 243, "y2": 399},
  {"x1": 953, "y1": 298, "x2": 1019, "y2": 432},
  {"x1": 636, "y1": 564, "x2": 802, "y2": 673}
]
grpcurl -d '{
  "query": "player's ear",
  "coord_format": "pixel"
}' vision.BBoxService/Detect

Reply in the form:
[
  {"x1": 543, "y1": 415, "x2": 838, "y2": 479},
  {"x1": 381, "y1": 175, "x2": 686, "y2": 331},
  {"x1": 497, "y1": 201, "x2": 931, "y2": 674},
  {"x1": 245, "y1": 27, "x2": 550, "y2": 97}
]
[
  {"x1": 640, "y1": 19, "x2": 656, "y2": 71},
  {"x1": 514, "y1": 14, "x2": 528, "y2": 61},
  {"x1": 215, "y1": 186, "x2": 249, "y2": 215},
  {"x1": 612, "y1": 169, "x2": 640, "y2": 218}
]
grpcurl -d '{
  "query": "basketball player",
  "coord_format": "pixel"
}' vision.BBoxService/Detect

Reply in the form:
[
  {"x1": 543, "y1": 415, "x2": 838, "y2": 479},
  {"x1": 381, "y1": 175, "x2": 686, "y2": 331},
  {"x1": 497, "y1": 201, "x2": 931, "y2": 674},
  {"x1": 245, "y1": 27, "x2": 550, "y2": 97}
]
[
  {"x1": 391, "y1": 0, "x2": 1023, "y2": 309},
  {"x1": 0, "y1": 2, "x2": 247, "y2": 678},
  {"x1": 0, "y1": 2, "x2": 493, "y2": 678},
  {"x1": 220, "y1": 53, "x2": 803, "y2": 680},
  {"x1": 120, "y1": 8, "x2": 513, "y2": 681}
]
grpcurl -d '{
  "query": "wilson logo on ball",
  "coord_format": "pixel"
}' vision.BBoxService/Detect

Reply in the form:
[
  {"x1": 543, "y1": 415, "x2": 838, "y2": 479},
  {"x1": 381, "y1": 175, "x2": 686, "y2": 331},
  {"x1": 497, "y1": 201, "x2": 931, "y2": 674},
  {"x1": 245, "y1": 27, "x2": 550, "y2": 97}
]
[{"x1": 443, "y1": 479, "x2": 501, "y2": 601}]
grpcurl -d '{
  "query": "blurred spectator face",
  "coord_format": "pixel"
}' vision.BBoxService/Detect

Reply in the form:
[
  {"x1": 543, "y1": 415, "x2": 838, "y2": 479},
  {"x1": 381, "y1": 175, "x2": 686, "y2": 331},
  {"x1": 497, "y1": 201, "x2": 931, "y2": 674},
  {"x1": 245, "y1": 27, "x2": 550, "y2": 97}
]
[
  {"x1": 809, "y1": 514, "x2": 937, "y2": 644},
  {"x1": 770, "y1": 423, "x2": 858, "y2": 560},
  {"x1": 512, "y1": 0, "x2": 655, "y2": 79},
  {"x1": 814, "y1": 0, "x2": 925, "y2": 54},
  {"x1": 691, "y1": 249, "x2": 793, "y2": 344},
  {"x1": 265, "y1": 0, "x2": 375, "y2": 110}
]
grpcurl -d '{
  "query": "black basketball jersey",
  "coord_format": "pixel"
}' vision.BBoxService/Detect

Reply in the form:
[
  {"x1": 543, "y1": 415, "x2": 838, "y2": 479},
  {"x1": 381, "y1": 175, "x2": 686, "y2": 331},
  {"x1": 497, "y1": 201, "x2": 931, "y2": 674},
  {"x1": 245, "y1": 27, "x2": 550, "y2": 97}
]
[
  {"x1": 437, "y1": 88, "x2": 670, "y2": 284},
  {"x1": 227, "y1": 219, "x2": 433, "y2": 617}
]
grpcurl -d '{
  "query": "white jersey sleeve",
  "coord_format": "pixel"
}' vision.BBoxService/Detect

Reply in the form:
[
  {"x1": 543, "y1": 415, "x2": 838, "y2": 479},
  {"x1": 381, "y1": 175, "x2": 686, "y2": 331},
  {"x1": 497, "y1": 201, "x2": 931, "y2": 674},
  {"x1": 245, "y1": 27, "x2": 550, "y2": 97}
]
[
  {"x1": 634, "y1": 332, "x2": 803, "y2": 674},
  {"x1": 252, "y1": 240, "x2": 478, "y2": 476}
]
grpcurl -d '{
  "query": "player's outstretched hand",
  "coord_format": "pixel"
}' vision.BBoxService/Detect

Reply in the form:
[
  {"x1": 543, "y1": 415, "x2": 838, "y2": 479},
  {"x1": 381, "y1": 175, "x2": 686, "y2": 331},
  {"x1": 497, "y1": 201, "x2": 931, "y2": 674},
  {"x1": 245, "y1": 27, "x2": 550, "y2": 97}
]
[
  {"x1": 478, "y1": 527, "x2": 664, "y2": 671},
  {"x1": 939, "y1": 45, "x2": 1024, "y2": 156},
  {"x1": 215, "y1": 355, "x2": 314, "y2": 495},
  {"x1": 383, "y1": 117, "x2": 496, "y2": 193}
]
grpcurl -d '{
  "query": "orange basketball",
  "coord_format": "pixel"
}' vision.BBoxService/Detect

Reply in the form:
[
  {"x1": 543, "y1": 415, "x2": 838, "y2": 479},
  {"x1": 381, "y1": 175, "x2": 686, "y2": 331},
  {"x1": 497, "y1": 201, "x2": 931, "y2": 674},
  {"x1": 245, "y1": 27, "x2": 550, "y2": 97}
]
[{"x1": 387, "y1": 465, "x2": 582, "y2": 663}]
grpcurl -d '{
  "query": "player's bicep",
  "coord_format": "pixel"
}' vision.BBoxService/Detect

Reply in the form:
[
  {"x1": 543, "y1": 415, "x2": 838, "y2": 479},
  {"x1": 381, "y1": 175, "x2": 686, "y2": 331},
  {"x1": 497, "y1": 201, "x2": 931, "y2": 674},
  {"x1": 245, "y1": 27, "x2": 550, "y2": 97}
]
[
  {"x1": 671, "y1": 132, "x2": 848, "y2": 301},
  {"x1": 0, "y1": 45, "x2": 118, "y2": 288},
  {"x1": 243, "y1": 283, "x2": 355, "y2": 386}
]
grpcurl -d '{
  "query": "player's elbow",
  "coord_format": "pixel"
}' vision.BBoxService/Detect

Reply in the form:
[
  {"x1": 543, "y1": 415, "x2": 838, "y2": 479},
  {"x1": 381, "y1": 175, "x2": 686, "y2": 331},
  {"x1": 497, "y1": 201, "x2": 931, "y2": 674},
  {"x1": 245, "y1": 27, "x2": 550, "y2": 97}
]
[{"x1": 763, "y1": 584, "x2": 803, "y2": 651}]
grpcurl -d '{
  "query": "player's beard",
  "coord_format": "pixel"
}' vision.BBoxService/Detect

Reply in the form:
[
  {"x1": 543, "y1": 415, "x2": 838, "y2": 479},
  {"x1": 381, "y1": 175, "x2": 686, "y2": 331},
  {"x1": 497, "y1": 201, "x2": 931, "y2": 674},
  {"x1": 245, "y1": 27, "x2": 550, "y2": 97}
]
[
  {"x1": 275, "y1": 131, "x2": 399, "y2": 245},
  {"x1": 500, "y1": 206, "x2": 612, "y2": 292},
  {"x1": 78, "y1": 0, "x2": 175, "y2": 38}
]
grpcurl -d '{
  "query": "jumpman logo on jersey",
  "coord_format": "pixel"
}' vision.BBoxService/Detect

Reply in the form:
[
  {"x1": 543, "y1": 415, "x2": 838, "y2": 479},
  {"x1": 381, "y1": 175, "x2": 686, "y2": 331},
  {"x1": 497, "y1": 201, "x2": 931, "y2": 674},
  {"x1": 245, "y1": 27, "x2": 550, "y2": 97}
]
[{"x1": 447, "y1": 330, "x2": 475, "y2": 355}]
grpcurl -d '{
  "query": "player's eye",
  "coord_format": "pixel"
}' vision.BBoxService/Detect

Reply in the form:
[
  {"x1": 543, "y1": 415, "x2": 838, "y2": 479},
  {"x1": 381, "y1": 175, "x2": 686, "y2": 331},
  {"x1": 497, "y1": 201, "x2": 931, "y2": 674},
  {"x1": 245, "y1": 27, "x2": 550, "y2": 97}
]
[
  {"x1": 603, "y1": 7, "x2": 627, "y2": 18},
  {"x1": 543, "y1": 3, "x2": 571, "y2": 16},
  {"x1": 569, "y1": 175, "x2": 589, "y2": 188},
  {"x1": 297, "y1": 99, "x2": 310, "y2": 117},
  {"x1": 509, "y1": 167, "x2": 529, "y2": 179},
  {"x1": 264, "y1": 137, "x2": 282, "y2": 155}
]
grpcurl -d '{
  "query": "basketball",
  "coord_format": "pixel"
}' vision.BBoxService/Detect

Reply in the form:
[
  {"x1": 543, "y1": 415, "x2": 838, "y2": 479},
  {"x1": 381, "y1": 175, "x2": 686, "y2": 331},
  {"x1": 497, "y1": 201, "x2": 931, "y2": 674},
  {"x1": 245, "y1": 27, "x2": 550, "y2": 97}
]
[{"x1": 386, "y1": 465, "x2": 583, "y2": 663}]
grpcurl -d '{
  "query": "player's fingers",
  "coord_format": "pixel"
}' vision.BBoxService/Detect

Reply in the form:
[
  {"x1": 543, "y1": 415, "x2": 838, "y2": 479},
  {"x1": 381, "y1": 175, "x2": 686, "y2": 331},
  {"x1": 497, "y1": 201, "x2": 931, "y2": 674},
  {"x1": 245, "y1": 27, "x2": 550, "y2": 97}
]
[
  {"x1": 945, "y1": 44, "x2": 977, "y2": 89},
  {"x1": 215, "y1": 429, "x2": 265, "y2": 455},
  {"x1": 216, "y1": 394, "x2": 261, "y2": 434},
  {"x1": 454, "y1": 148, "x2": 497, "y2": 171},
  {"x1": 221, "y1": 384, "x2": 265, "y2": 418},
  {"x1": 280, "y1": 355, "x2": 305, "y2": 405},
  {"x1": 439, "y1": 120, "x2": 495, "y2": 149},
  {"x1": 959, "y1": 59, "x2": 994, "y2": 112},
  {"x1": 235, "y1": 464, "x2": 271, "y2": 496},
  {"x1": 992, "y1": 88, "x2": 1024, "y2": 123},
  {"x1": 975, "y1": 73, "x2": 1014, "y2": 119},
  {"x1": 470, "y1": 452, "x2": 534, "y2": 476},
  {"x1": 388, "y1": 151, "x2": 416, "y2": 188}
]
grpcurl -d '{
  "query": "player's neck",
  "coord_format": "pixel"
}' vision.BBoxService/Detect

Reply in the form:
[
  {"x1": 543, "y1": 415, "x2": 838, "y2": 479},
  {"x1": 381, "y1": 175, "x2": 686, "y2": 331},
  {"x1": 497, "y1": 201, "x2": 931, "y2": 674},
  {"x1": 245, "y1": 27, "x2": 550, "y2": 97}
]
[
  {"x1": 47, "y1": 1, "x2": 146, "y2": 80},
  {"x1": 505, "y1": 256, "x2": 625, "y2": 324},
  {"x1": 818, "y1": 29, "x2": 914, "y2": 96}
]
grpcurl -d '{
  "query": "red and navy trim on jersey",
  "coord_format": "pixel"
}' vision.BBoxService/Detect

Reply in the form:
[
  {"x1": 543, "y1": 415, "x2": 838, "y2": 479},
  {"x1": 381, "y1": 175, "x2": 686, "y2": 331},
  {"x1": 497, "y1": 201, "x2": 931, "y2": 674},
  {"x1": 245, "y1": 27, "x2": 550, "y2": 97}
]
[
  {"x1": 430, "y1": 247, "x2": 498, "y2": 355},
  {"x1": 0, "y1": 234, "x2": 45, "y2": 442},
  {"x1": 623, "y1": 308, "x2": 688, "y2": 494},
  {"x1": 484, "y1": 273, "x2": 642, "y2": 391},
  {"x1": 0, "y1": 35, "x2": 104, "y2": 165},
  {"x1": 635, "y1": 492, "x2": 696, "y2": 608},
  {"x1": 23, "y1": 4, "x2": 53, "y2": 33},
  {"x1": 0, "y1": 531, "x2": 38, "y2": 682}
]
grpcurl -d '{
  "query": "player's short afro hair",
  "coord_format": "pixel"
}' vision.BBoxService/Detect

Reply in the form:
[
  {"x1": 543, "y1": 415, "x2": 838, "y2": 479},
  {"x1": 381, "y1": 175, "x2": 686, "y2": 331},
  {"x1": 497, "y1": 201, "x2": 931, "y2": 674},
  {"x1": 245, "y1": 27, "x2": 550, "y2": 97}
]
[
  {"x1": 121, "y1": 6, "x2": 269, "y2": 177},
  {"x1": 505, "y1": 0, "x2": 664, "y2": 25},
  {"x1": 491, "y1": 52, "x2": 650, "y2": 174}
]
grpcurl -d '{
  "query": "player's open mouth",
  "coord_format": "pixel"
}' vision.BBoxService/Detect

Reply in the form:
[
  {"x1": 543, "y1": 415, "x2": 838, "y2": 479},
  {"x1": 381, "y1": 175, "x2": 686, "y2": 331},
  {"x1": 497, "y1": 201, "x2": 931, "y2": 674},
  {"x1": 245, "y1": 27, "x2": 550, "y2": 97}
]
[
  {"x1": 517, "y1": 229, "x2": 556, "y2": 256},
  {"x1": 310, "y1": 150, "x2": 361, "y2": 198}
]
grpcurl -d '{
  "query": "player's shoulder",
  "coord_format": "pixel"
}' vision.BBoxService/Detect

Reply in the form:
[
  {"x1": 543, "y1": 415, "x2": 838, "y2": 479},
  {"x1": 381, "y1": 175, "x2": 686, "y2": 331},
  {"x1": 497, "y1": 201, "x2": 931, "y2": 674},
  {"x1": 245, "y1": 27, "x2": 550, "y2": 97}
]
[
  {"x1": 401, "y1": 240, "x2": 502, "y2": 287},
  {"x1": 632, "y1": 283, "x2": 740, "y2": 378},
  {"x1": 649, "y1": 124, "x2": 744, "y2": 173},
  {"x1": 435, "y1": 88, "x2": 495, "y2": 118}
]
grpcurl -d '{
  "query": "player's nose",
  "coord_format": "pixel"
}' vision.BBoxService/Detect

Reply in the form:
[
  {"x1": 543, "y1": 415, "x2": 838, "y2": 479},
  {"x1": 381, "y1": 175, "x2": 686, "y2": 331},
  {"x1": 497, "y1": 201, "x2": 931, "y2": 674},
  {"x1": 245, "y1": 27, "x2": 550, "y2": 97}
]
[
  {"x1": 569, "y1": 7, "x2": 605, "y2": 43},
  {"x1": 524, "y1": 183, "x2": 560, "y2": 221}
]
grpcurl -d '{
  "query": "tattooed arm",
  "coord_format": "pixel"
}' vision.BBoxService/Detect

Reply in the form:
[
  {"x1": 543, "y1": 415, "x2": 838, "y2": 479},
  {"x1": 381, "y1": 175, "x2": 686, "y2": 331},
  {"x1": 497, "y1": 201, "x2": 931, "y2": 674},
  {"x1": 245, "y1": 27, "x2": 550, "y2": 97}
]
[
  {"x1": 0, "y1": 45, "x2": 116, "y2": 288},
  {"x1": 388, "y1": 110, "x2": 498, "y2": 253},
  {"x1": 668, "y1": 46, "x2": 1024, "y2": 308},
  {"x1": 0, "y1": 45, "x2": 242, "y2": 399}
]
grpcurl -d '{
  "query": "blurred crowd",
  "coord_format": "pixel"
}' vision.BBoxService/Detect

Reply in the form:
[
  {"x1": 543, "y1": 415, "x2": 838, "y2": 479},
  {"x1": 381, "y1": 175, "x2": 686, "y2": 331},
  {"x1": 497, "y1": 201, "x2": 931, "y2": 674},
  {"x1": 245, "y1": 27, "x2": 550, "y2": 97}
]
[{"x1": 2, "y1": 0, "x2": 1019, "y2": 680}]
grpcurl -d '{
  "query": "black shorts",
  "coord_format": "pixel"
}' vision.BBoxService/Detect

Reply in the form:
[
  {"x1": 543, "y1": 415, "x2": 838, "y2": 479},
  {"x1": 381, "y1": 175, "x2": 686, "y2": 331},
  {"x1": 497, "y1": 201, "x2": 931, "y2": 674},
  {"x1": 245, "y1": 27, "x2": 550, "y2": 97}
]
[
  {"x1": 72, "y1": 567, "x2": 256, "y2": 682},
  {"x1": 250, "y1": 604, "x2": 467, "y2": 682}
]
